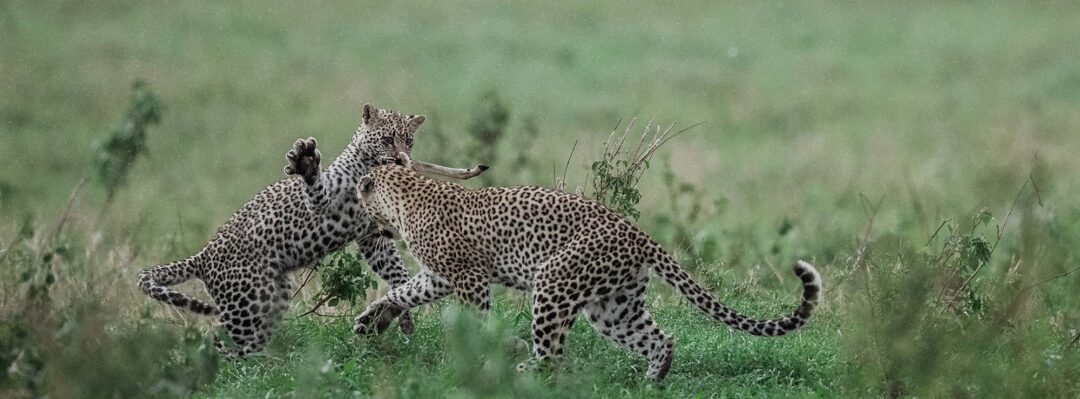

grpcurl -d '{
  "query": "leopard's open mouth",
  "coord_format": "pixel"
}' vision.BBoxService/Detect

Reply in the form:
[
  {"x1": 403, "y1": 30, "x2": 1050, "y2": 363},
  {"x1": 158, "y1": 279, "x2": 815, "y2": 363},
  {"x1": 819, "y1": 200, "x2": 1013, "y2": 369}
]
[{"x1": 376, "y1": 154, "x2": 406, "y2": 166}]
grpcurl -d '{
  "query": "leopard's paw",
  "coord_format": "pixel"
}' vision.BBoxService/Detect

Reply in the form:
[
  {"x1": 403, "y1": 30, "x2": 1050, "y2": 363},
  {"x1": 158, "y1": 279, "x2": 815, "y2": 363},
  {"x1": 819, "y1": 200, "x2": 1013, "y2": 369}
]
[
  {"x1": 352, "y1": 302, "x2": 402, "y2": 336},
  {"x1": 284, "y1": 137, "x2": 321, "y2": 185}
]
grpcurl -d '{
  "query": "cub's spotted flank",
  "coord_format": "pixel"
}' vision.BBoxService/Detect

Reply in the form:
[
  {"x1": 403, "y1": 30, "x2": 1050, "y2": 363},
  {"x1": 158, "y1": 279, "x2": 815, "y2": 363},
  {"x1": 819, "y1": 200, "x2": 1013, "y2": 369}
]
[
  {"x1": 137, "y1": 104, "x2": 484, "y2": 356},
  {"x1": 352, "y1": 160, "x2": 821, "y2": 381}
]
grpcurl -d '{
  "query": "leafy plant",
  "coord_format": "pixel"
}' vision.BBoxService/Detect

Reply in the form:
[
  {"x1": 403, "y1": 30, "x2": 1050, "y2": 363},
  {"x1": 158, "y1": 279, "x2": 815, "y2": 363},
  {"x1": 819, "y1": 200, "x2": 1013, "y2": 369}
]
[
  {"x1": 319, "y1": 249, "x2": 378, "y2": 308},
  {"x1": 570, "y1": 119, "x2": 697, "y2": 220},
  {"x1": 928, "y1": 210, "x2": 996, "y2": 317},
  {"x1": 299, "y1": 249, "x2": 379, "y2": 316},
  {"x1": 92, "y1": 80, "x2": 164, "y2": 201}
]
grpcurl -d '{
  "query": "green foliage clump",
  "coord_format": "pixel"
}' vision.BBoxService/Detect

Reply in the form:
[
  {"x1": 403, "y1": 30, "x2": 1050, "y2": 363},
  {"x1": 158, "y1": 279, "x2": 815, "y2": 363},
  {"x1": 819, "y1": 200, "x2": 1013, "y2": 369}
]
[
  {"x1": 92, "y1": 80, "x2": 163, "y2": 201},
  {"x1": 314, "y1": 249, "x2": 378, "y2": 309},
  {"x1": 590, "y1": 155, "x2": 645, "y2": 220},
  {"x1": 840, "y1": 184, "x2": 1080, "y2": 398},
  {"x1": 581, "y1": 120, "x2": 692, "y2": 220}
]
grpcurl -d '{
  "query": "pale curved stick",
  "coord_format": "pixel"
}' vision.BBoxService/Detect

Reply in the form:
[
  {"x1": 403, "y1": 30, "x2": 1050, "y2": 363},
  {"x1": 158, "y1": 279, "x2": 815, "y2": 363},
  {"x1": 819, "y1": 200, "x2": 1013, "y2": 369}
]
[{"x1": 400, "y1": 152, "x2": 490, "y2": 180}]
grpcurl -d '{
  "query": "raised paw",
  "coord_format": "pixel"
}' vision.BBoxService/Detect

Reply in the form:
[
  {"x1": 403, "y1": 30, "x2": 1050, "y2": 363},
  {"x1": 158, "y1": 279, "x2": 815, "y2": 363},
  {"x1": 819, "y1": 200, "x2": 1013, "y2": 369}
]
[
  {"x1": 284, "y1": 137, "x2": 321, "y2": 185},
  {"x1": 352, "y1": 301, "x2": 404, "y2": 336}
]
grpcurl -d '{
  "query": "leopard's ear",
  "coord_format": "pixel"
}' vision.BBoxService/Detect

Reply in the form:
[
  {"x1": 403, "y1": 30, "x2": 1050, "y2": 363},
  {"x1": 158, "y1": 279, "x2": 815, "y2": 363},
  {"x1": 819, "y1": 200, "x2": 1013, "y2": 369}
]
[
  {"x1": 358, "y1": 175, "x2": 375, "y2": 196},
  {"x1": 362, "y1": 104, "x2": 381, "y2": 126},
  {"x1": 407, "y1": 114, "x2": 426, "y2": 131}
]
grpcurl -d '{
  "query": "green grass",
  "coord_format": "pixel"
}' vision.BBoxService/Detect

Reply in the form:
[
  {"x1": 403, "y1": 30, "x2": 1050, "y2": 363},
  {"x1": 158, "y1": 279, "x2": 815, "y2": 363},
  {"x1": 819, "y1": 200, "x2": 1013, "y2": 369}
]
[
  {"x1": 198, "y1": 298, "x2": 839, "y2": 398},
  {"x1": 3, "y1": 1, "x2": 1080, "y2": 397}
]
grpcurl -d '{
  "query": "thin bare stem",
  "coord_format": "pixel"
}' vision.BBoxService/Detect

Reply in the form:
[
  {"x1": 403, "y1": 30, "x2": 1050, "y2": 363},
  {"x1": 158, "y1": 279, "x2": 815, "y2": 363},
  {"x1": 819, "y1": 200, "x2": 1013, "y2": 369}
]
[
  {"x1": 291, "y1": 265, "x2": 320, "y2": 300},
  {"x1": 653, "y1": 121, "x2": 705, "y2": 153},
  {"x1": 827, "y1": 195, "x2": 883, "y2": 296},
  {"x1": 924, "y1": 218, "x2": 952, "y2": 247},
  {"x1": 854, "y1": 194, "x2": 884, "y2": 272},
  {"x1": 555, "y1": 139, "x2": 579, "y2": 192},
  {"x1": 296, "y1": 294, "x2": 334, "y2": 318},
  {"x1": 1015, "y1": 265, "x2": 1080, "y2": 295},
  {"x1": 52, "y1": 175, "x2": 90, "y2": 243}
]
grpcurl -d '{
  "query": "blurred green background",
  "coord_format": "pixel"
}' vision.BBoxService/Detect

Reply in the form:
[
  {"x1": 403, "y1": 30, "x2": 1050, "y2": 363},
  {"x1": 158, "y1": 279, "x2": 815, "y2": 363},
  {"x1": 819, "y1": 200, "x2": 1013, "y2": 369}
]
[{"x1": 2, "y1": 1, "x2": 1080, "y2": 397}]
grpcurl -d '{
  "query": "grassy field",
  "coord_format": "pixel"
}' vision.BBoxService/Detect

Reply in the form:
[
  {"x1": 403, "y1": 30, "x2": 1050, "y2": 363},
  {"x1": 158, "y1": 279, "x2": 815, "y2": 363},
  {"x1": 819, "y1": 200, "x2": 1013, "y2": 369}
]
[{"x1": 3, "y1": 1, "x2": 1080, "y2": 397}]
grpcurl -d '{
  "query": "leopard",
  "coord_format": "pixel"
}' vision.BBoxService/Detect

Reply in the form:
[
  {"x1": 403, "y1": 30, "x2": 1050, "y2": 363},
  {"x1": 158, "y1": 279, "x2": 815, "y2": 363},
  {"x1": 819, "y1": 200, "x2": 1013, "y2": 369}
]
[
  {"x1": 350, "y1": 156, "x2": 821, "y2": 381},
  {"x1": 137, "y1": 104, "x2": 487, "y2": 357}
]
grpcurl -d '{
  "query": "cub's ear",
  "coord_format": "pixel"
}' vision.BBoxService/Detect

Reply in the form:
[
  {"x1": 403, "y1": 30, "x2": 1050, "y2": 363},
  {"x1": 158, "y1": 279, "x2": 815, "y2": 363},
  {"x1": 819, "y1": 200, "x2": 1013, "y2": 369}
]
[
  {"x1": 357, "y1": 175, "x2": 375, "y2": 196},
  {"x1": 407, "y1": 114, "x2": 426, "y2": 131},
  {"x1": 362, "y1": 104, "x2": 381, "y2": 125}
]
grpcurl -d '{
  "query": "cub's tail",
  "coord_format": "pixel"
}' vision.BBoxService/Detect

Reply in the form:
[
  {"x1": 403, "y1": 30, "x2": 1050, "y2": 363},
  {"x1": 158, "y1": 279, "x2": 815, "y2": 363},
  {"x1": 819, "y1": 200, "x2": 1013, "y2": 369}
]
[
  {"x1": 137, "y1": 259, "x2": 217, "y2": 315},
  {"x1": 653, "y1": 257, "x2": 820, "y2": 336}
]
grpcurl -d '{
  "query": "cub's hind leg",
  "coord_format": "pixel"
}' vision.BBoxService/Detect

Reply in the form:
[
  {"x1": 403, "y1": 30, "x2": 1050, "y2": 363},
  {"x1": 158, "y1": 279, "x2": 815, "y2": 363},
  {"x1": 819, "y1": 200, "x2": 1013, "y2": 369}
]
[
  {"x1": 138, "y1": 259, "x2": 216, "y2": 315},
  {"x1": 213, "y1": 268, "x2": 291, "y2": 357},
  {"x1": 584, "y1": 281, "x2": 675, "y2": 381}
]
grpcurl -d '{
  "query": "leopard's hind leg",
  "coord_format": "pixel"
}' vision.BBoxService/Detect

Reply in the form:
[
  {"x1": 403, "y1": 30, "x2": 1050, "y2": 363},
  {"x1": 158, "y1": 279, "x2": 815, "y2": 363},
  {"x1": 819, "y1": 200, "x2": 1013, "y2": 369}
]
[
  {"x1": 517, "y1": 263, "x2": 587, "y2": 374},
  {"x1": 584, "y1": 280, "x2": 675, "y2": 381}
]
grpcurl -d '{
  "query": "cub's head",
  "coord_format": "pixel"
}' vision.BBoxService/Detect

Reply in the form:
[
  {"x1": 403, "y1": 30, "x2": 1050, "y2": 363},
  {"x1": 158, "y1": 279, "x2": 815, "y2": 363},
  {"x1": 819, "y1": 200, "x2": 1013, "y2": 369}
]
[{"x1": 353, "y1": 104, "x2": 426, "y2": 167}]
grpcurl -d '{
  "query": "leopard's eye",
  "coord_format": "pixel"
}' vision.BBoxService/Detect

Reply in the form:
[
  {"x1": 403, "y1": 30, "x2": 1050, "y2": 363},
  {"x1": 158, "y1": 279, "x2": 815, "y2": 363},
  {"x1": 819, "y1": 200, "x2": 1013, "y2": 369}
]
[
  {"x1": 381, "y1": 136, "x2": 394, "y2": 145},
  {"x1": 404, "y1": 138, "x2": 413, "y2": 146}
]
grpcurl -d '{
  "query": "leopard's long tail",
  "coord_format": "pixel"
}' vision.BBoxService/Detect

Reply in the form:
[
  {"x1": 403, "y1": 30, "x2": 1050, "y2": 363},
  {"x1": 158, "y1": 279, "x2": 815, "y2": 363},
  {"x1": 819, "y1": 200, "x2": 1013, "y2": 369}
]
[
  {"x1": 652, "y1": 256, "x2": 820, "y2": 336},
  {"x1": 137, "y1": 259, "x2": 217, "y2": 315}
]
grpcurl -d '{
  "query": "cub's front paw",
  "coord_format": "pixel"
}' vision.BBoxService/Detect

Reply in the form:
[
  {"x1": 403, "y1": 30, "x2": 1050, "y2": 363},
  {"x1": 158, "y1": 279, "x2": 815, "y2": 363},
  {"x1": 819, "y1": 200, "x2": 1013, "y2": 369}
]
[{"x1": 284, "y1": 137, "x2": 321, "y2": 185}]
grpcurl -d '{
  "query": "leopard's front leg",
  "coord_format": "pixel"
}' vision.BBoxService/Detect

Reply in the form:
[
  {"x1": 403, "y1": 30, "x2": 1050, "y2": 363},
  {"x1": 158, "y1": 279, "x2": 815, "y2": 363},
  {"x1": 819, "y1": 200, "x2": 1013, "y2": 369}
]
[
  {"x1": 450, "y1": 269, "x2": 492, "y2": 312},
  {"x1": 356, "y1": 234, "x2": 424, "y2": 334},
  {"x1": 353, "y1": 270, "x2": 454, "y2": 335}
]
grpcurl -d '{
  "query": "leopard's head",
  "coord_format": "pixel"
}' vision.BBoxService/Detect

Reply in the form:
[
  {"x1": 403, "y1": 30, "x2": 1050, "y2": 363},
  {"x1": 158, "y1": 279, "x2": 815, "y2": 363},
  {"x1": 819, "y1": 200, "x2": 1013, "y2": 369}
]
[
  {"x1": 352, "y1": 104, "x2": 425, "y2": 167},
  {"x1": 357, "y1": 168, "x2": 404, "y2": 240}
]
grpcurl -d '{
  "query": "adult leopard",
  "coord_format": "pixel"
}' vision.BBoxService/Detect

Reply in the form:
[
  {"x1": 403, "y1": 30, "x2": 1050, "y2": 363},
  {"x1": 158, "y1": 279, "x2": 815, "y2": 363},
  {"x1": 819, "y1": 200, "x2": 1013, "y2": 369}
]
[
  {"x1": 352, "y1": 157, "x2": 821, "y2": 381},
  {"x1": 137, "y1": 104, "x2": 487, "y2": 356}
]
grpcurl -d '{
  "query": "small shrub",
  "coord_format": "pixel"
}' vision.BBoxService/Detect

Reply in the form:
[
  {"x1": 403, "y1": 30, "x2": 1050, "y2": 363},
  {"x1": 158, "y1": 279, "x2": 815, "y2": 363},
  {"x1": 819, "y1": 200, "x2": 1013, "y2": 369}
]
[
  {"x1": 92, "y1": 80, "x2": 164, "y2": 201},
  {"x1": 0, "y1": 236, "x2": 217, "y2": 398},
  {"x1": 569, "y1": 119, "x2": 695, "y2": 220},
  {"x1": 301, "y1": 248, "x2": 379, "y2": 315}
]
